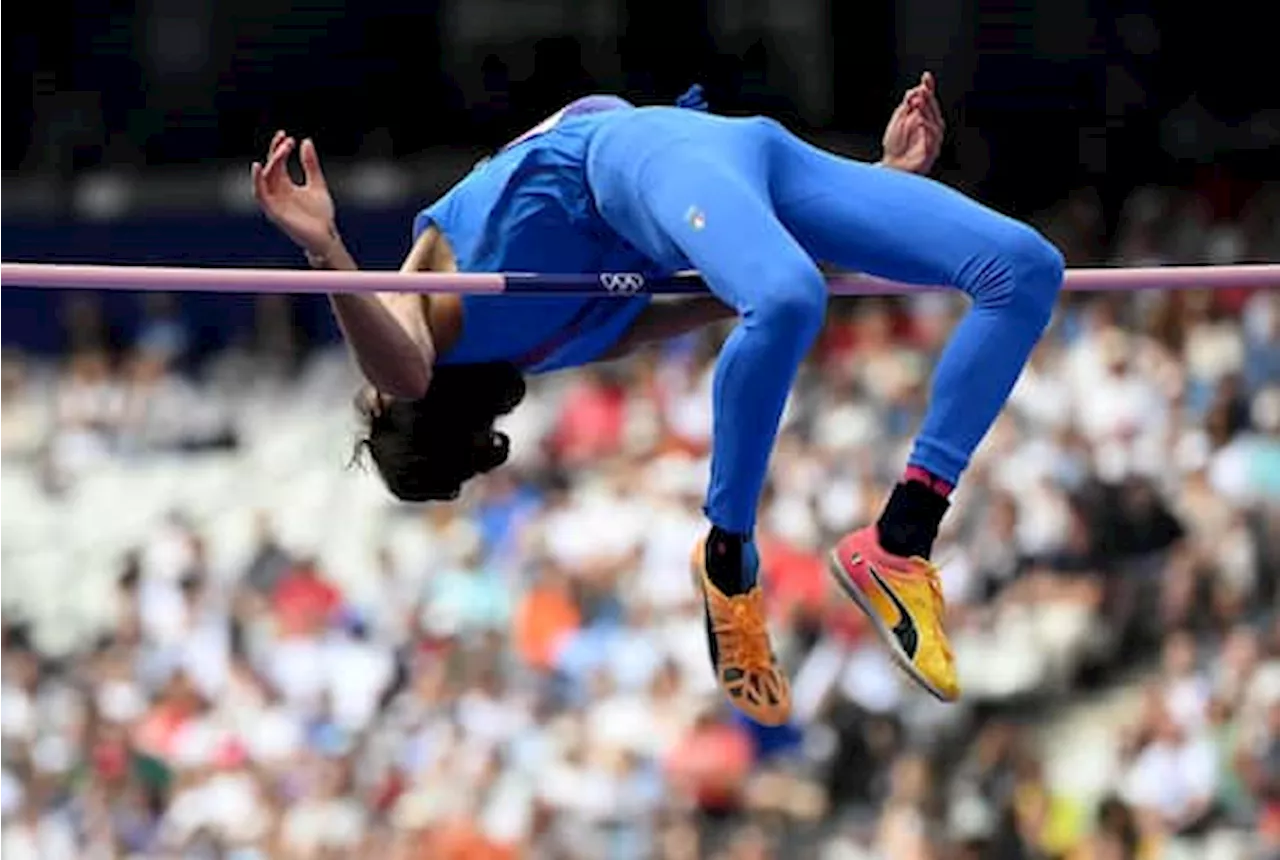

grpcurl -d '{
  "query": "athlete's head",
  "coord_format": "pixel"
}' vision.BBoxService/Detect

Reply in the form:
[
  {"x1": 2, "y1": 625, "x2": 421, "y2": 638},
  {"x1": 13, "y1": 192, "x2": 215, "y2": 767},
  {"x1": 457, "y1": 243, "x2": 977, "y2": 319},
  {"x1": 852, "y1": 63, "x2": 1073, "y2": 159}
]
[{"x1": 358, "y1": 362, "x2": 526, "y2": 502}]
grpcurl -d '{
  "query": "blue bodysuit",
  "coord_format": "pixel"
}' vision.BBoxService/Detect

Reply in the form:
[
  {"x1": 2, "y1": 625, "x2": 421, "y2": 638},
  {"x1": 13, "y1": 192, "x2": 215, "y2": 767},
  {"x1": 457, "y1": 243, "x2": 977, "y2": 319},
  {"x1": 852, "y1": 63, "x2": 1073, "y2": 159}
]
[{"x1": 417, "y1": 93, "x2": 1064, "y2": 534}]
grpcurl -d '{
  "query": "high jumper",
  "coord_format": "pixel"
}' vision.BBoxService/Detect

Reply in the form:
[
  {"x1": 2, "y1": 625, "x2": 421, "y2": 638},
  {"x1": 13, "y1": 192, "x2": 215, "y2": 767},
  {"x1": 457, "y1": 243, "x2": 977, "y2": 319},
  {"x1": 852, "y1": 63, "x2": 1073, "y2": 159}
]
[{"x1": 253, "y1": 74, "x2": 1063, "y2": 724}]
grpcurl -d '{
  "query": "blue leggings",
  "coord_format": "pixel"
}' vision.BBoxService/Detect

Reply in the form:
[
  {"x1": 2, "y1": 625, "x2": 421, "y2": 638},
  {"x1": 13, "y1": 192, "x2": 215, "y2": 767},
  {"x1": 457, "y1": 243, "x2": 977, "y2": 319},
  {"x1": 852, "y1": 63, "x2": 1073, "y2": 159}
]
[{"x1": 588, "y1": 109, "x2": 1064, "y2": 534}]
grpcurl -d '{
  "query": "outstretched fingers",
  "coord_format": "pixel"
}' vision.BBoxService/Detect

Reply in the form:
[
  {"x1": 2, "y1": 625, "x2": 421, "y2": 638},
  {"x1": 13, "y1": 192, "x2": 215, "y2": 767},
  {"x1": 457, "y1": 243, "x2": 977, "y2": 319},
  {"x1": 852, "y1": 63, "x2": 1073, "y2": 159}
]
[
  {"x1": 300, "y1": 138, "x2": 327, "y2": 190},
  {"x1": 251, "y1": 134, "x2": 296, "y2": 205},
  {"x1": 265, "y1": 136, "x2": 296, "y2": 182}
]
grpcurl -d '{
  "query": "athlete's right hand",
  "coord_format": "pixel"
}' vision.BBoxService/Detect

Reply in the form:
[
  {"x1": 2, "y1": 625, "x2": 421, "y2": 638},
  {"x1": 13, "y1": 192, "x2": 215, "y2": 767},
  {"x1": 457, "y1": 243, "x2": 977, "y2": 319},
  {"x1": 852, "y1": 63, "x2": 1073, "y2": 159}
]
[{"x1": 251, "y1": 131, "x2": 339, "y2": 256}]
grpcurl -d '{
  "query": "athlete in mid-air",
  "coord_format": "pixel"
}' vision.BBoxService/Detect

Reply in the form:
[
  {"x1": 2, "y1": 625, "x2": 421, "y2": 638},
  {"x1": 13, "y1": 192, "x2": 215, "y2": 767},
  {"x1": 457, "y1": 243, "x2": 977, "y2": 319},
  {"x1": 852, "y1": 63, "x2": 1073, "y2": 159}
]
[{"x1": 252, "y1": 74, "x2": 1064, "y2": 725}]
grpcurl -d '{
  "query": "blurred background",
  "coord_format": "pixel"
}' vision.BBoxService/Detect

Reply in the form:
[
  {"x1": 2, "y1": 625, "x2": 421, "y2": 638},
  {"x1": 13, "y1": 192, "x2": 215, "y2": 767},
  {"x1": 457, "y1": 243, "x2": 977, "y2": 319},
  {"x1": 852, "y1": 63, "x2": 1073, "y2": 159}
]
[{"x1": 3, "y1": 1, "x2": 1280, "y2": 858}]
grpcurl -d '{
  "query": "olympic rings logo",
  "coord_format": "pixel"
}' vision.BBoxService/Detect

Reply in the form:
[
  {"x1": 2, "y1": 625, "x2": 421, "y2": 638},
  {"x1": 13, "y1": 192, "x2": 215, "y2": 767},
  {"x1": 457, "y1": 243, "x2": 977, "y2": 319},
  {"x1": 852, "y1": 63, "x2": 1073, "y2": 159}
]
[{"x1": 599, "y1": 272, "x2": 646, "y2": 294}]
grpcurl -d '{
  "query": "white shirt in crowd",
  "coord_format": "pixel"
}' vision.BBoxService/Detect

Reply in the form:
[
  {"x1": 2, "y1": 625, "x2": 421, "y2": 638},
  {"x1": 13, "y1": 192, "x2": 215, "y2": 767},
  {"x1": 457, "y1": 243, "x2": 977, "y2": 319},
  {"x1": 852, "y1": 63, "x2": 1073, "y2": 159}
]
[
  {"x1": 543, "y1": 487, "x2": 646, "y2": 568},
  {"x1": 1075, "y1": 370, "x2": 1166, "y2": 447},
  {"x1": 1164, "y1": 673, "x2": 1213, "y2": 731},
  {"x1": 243, "y1": 705, "x2": 306, "y2": 765},
  {"x1": 141, "y1": 611, "x2": 231, "y2": 700},
  {"x1": 325, "y1": 633, "x2": 395, "y2": 733},
  {"x1": 1010, "y1": 362, "x2": 1073, "y2": 430},
  {"x1": 161, "y1": 770, "x2": 272, "y2": 848},
  {"x1": 1121, "y1": 732, "x2": 1218, "y2": 824},
  {"x1": 266, "y1": 637, "x2": 330, "y2": 712},
  {"x1": 660, "y1": 364, "x2": 714, "y2": 446},
  {"x1": 2, "y1": 812, "x2": 79, "y2": 860},
  {"x1": 1, "y1": 684, "x2": 35, "y2": 743},
  {"x1": 280, "y1": 797, "x2": 368, "y2": 856},
  {"x1": 633, "y1": 504, "x2": 703, "y2": 610},
  {"x1": 587, "y1": 693, "x2": 662, "y2": 756},
  {"x1": 538, "y1": 759, "x2": 623, "y2": 822},
  {"x1": 455, "y1": 688, "x2": 530, "y2": 750},
  {"x1": 263, "y1": 632, "x2": 394, "y2": 729},
  {"x1": 138, "y1": 576, "x2": 188, "y2": 647}
]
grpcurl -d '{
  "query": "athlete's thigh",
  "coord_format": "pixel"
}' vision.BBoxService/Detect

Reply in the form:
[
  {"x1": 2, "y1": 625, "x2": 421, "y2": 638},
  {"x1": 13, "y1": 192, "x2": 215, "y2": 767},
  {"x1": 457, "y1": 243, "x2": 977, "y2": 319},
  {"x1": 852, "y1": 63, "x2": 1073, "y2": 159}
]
[
  {"x1": 765, "y1": 129, "x2": 1034, "y2": 286},
  {"x1": 592, "y1": 143, "x2": 816, "y2": 311}
]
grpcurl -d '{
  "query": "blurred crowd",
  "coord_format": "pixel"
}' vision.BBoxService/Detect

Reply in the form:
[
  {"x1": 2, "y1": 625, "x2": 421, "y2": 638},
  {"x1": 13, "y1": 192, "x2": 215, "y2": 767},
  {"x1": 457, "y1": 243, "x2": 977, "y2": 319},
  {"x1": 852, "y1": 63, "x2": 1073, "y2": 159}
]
[{"x1": 3, "y1": 182, "x2": 1280, "y2": 860}]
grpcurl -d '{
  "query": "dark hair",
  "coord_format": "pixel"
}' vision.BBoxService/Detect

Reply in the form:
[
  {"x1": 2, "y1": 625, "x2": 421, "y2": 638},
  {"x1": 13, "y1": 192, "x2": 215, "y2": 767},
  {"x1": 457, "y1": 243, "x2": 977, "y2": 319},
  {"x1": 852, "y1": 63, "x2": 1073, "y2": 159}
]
[{"x1": 360, "y1": 362, "x2": 526, "y2": 502}]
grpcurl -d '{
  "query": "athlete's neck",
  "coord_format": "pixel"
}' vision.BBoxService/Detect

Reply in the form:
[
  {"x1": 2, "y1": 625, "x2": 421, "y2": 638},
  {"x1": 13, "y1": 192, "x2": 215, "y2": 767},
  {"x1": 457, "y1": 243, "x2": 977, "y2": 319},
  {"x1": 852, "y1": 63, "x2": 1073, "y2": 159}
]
[{"x1": 409, "y1": 226, "x2": 464, "y2": 355}]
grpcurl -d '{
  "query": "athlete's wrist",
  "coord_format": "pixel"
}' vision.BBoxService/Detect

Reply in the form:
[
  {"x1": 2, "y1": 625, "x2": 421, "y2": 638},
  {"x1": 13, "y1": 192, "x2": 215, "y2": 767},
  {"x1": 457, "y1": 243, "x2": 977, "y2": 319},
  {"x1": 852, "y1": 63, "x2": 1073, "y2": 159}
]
[
  {"x1": 305, "y1": 247, "x2": 336, "y2": 269},
  {"x1": 305, "y1": 229, "x2": 349, "y2": 269}
]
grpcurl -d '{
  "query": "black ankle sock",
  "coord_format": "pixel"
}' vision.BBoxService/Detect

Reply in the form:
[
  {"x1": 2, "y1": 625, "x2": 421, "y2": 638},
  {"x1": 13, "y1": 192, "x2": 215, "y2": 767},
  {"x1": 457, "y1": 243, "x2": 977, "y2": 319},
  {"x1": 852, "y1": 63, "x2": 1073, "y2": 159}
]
[
  {"x1": 705, "y1": 526, "x2": 752, "y2": 595},
  {"x1": 876, "y1": 481, "x2": 950, "y2": 560}
]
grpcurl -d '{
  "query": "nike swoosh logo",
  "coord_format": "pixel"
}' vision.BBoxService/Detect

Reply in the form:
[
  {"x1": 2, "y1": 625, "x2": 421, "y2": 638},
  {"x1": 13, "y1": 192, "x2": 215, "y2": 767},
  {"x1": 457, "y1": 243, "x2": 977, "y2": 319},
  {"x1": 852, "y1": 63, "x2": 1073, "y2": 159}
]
[{"x1": 857, "y1": 554, "x2": 920, "y2": 660}]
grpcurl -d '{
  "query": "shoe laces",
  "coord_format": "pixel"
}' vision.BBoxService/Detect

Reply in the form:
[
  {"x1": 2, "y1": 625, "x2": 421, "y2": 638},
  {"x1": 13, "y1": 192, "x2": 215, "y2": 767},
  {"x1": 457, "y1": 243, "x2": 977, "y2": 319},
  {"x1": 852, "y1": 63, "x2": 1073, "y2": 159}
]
[
  {"x1": 711, "y1": 592, "x2": 776, "y2": 671},
  {"x1": 919, "y1": 561, "x2": 954, "y2": 665}
]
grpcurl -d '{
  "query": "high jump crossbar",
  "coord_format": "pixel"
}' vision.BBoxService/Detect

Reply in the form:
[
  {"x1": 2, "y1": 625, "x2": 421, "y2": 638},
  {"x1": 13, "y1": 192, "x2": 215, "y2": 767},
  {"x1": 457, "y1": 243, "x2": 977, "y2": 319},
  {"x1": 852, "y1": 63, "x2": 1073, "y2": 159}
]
[{"x1": 1, "y1": 262, "x2": 1278, "y2": 297}]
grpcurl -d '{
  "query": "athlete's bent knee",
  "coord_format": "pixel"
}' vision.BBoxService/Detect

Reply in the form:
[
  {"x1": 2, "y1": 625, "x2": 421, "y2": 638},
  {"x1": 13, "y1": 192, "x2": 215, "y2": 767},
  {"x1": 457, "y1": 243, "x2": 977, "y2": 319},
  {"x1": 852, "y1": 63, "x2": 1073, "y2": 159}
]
[
  {"x1": 1010, "y1": 227, "x2": 1065, "y2": 303},
  {"x1": 748, "y1": 262, "x2": 827, "y2": 342},
  {"x1": 983, "y1": 225, "x2": 1065, "y2": 325}
]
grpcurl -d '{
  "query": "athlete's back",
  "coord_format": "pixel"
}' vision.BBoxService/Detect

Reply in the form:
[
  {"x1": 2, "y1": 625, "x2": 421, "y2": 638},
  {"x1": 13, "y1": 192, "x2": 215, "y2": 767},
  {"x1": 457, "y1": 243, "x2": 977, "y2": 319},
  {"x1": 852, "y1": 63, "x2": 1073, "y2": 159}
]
[{"x1": 417, "y1": 97, "x2": 662, "y2": 372}]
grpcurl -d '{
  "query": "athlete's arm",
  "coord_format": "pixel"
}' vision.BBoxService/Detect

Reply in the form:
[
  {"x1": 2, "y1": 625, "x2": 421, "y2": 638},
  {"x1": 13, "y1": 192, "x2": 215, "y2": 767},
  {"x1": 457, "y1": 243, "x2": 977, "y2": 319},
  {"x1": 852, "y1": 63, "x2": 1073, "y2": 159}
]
[
  {"x1": 324, "y1": 232, "x2": 438, "y2": 400},
  {"x1": 252, "y1": 132, "x2": 435, "y2": 398}
]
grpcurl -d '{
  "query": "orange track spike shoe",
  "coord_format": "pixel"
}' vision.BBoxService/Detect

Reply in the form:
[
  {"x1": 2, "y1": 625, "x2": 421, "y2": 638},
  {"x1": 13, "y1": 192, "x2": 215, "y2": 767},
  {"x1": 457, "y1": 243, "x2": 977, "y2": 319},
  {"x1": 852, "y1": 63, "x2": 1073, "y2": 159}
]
[{"x1": 692, "y1": 535, "x2": 792, "y2": 725}]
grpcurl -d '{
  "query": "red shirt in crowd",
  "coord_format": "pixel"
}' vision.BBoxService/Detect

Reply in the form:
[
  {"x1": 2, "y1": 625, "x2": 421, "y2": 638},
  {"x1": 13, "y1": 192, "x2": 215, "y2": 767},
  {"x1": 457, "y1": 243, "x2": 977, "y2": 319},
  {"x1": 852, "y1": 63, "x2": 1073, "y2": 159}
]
[
  {"x1": 758, "y1": 533, "x2": 871, "y2": 644},
  {"x1": 551, "y1": 377, "x2": 626, "y2": 463},
  {"x1": 758, "y1": 535, "x2": 827, "y2": 619},
  {"x1": 273, "y1": 563, "x2": 342, "y2": 637},
  {"x1": 665, "y1": 719, "x2": 753, "y2": 811}
]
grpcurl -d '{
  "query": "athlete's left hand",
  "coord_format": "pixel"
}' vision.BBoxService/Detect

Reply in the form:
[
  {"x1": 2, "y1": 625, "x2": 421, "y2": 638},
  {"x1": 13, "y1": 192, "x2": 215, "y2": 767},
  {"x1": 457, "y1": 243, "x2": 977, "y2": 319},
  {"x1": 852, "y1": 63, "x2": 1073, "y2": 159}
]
[{"x1": 880, "y1": 72, "x2": 945, "y2": 175}]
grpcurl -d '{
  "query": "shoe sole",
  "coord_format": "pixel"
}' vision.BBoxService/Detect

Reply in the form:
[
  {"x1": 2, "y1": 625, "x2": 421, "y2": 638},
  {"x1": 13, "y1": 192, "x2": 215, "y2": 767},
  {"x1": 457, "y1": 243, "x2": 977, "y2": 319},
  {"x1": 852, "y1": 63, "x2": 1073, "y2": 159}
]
[{"x1": 826, "y1": 550, "x2": 953, "y2": 703}]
